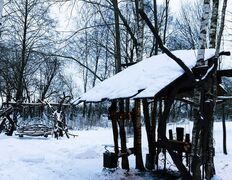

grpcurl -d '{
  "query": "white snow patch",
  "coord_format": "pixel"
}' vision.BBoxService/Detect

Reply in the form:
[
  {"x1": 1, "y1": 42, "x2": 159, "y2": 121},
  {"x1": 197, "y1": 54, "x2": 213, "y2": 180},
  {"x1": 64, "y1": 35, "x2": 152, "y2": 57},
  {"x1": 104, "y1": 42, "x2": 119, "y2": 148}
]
[{"x1": 0, "y1": 122, "x2": 232, "y2": 179}]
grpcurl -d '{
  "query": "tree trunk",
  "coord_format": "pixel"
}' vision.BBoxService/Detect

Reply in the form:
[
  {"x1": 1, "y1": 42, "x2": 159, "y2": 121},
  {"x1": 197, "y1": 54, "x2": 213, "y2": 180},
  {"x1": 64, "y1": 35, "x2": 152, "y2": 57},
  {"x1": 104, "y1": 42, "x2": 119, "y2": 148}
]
[
  {"x1": 135, "y1": 0, "x2": 144, "y2": 63},
  {"x1": 163, "y1": 0, "x2": 169, "y2": 44},
  {"x1": 143, "y1": 99, "x2": 155, "y2": 170},
  {"x1": 134, "y1": 99, "x2": 145, "y2": 170},
  {"x1": 216, "y1": 0, "x2": 228, "y2": 54},
  {"x1": 112, "y1": 0, "x2": 122, "y2": 73},
  {"x1": 191, "y1": 1, "x2": 211, "y2": 179},
  {"x1": 151, "y1": 99, "x2": 157, "y2": 167},
  {"x1": 204, "y1": 98, "x2": 215, "y2": 179},
  {"x1": 209, "y1": 0, "x2": 219, "y2": 48},
  {"x1": 133, "y1": 0, "x2": 145, "y2": 171},
  {"x1": 118, "y1": 99, "x2": 129, "y2": 170},
  {"x1": 16, "y1": 0, "x2": 29, "y2": 101},
  {"x1": 112, "y1": 0, "x2": 129, "y2": 169},
  {"x1": 149, "y1": 0, "x2": 158, "y2": 57},
  {"x1": 191, "y1": 89, "x2": 202, "y2": 180},
  {"x1": 196, "y1": 0, "x2": 210, "y2": 66},
  {"x1": 204, "y1": 1, "x2": 219, "y2": 178},
  {"x1": 143, "y1": 99, "x2": 151, "y2": 154}
]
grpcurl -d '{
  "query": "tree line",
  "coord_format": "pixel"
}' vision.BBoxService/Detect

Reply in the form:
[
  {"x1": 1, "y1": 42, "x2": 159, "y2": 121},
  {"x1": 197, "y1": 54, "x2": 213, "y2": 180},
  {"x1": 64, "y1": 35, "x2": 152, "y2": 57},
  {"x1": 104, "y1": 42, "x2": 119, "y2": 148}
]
[{"x1": 0, "y1": 0, "x2": 231, "y2": 121}]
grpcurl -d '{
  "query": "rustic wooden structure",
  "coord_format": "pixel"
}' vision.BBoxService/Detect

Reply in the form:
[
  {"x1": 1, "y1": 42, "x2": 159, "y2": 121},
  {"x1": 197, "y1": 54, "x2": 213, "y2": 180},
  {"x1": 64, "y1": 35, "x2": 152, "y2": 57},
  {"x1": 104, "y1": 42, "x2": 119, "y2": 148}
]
[
  {"x1": 104, "y1": 54, "x2": 231, "y2": 180},
  {"x1": 1, "y1": 97, "x2": 75, "y2": 138},
  {"x1": 75, "y1": 11, "x2": 232, "y2": 178},
  {"x1": 76, "y1": 47, "x2": 232, "y2": 179}
]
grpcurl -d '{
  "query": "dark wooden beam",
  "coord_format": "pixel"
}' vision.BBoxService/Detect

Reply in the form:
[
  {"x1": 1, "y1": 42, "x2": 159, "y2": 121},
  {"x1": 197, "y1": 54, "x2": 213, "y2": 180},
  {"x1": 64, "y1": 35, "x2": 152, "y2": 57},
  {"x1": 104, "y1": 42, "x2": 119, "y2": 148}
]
[
  {"x1": 155, "y1": 140, "x2": 191, "y2": 153},
  {"x1": 121, "y1": 62, "x2": 137, "y2": 67},
  {"x1": 217, "y1": 69, "x2": 232, "y2": 77},
  {"x1": 156, "y1": 78, "x2": 193, "y2": 179}
]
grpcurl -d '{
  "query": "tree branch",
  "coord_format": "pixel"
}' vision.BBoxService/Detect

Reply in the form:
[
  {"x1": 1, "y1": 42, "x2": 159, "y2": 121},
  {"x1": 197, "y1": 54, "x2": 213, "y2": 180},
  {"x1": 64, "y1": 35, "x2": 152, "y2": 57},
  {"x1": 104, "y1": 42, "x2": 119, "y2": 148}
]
[
  {"x1": 138, "y1": 10, "x2": 194, "y2": 79},
  {"x1": 49, "y1": 54, "x2": 103, "y2": 82},
  {"x1": 109, "y1": 0, "x2": 138, "y2": 47},
  {"x1": 31, "y1": 50, "x2": 103, "y2": 82}
]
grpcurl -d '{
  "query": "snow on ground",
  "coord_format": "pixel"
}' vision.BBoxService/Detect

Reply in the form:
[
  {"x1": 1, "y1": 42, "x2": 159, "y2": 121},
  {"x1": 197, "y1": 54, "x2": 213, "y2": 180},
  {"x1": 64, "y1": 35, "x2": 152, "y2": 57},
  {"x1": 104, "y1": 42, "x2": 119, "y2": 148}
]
[
  {"x1": 0, "y1": 128, "x2": 113, "y2": 180},
  {"x1": 0, "y1": 122, "x2": 232, "y2": 180}
]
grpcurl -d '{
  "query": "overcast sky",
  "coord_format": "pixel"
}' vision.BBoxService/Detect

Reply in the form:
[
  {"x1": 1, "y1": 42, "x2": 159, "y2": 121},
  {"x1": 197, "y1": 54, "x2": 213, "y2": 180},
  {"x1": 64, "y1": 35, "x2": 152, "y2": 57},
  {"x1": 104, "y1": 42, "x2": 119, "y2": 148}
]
[
  {"x1": 51, "y1": 0, "x2": 184, "y2": 32},
  {"x1": 51, "y1": 0, "x2": 232, "y2": 69}
]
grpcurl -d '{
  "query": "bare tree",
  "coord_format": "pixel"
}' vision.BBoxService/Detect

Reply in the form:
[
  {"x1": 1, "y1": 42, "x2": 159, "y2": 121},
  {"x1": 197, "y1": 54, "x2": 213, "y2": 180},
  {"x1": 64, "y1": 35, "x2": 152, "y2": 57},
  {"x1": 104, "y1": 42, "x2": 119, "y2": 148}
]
[
  {"x1": 169, "y1": 0, "x2": 202, "y2": 50},
  {"x1": 2, "y1": 0, "x2": 57, "y2": 101},
  {"x1": 39, "y1": 58, "x2": 60, "y2": 100}
]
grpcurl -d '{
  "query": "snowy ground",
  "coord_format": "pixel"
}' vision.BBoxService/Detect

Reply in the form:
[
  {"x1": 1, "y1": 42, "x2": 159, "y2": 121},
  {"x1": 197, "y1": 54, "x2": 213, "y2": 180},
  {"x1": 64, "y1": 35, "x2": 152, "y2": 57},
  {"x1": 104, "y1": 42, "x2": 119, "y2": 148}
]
[{"x1": 0, "y1": 122, "x2": 232, "y2": 180}]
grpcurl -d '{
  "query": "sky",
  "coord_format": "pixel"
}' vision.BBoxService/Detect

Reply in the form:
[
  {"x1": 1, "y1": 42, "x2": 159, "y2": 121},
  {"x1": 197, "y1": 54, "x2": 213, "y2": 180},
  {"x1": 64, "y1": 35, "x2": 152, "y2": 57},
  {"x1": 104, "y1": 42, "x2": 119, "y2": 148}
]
[
  {"x1": 50, "y1": 1, "x2": 78, "y2": 32},
  {"x1": 51, "y1": 0, "x2": 183, "y2": 32}
]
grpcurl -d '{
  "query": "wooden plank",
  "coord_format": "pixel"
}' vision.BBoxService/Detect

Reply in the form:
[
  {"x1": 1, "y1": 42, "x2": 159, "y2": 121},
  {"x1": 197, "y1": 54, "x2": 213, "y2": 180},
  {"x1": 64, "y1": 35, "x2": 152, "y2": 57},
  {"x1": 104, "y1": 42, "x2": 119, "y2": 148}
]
[
  {"x1": 155, "y1": 140, "x2": 191, "y2": 153},
  {"x1": 217, "y1": 69, "x2": 232, "y2": 77}
]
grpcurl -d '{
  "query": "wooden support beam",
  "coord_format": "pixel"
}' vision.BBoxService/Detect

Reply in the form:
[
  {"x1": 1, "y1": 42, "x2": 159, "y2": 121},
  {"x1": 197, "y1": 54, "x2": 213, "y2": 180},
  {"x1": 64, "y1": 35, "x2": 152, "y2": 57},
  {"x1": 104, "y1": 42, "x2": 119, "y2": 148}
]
[
  {"x1": 167, "y1": 146, "x2": 192, "y2": 180},
  {"x1": 118, "y1": 99, "x2": 129, "y2": 170},
  {"x1": 155, "y1": 140, "x2": 191, "y2": 153},
  {"x1": 217, "y1": 69, "x2": 232, "y2": 77},
  {"x1": 108, "y1": 101, "x2": 119, "y2": 155},
  {"x1": 222, "y1": 104, "x2": 227, "y2": 155},
  {"x1": 121, "y1": 62, "x2": 137, "y2": 67},
  {"x1": 156, "y1": 79, "x2": 193, "y2": 179}
]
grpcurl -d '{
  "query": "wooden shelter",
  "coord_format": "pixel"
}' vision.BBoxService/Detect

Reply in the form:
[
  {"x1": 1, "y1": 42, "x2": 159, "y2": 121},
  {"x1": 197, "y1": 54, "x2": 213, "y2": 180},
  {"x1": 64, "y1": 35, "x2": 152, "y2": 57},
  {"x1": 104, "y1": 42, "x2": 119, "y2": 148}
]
[{"x1": 75, "y1": 48, "x2": 232, "y2": 179}]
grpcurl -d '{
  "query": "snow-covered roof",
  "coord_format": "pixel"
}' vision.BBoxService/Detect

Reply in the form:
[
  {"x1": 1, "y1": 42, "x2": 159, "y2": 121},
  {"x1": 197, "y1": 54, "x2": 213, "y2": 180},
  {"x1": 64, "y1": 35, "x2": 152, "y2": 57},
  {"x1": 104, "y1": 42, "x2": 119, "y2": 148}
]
[{"x1": 76, "y1": 49, "x2": 216, "y2": 103}]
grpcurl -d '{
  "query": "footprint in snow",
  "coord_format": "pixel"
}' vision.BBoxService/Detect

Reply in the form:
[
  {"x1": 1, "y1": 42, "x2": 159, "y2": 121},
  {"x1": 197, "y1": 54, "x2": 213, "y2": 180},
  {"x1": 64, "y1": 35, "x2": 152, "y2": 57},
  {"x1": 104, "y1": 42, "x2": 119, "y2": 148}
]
[
  {"x1": 222, "y1": 164, "x2": 229, "y2": 169},
  {"x1": 71, "y1": 149, "x2": 99, "y2": 159},
  {"x1": 20, "y1": 156, "x2": 45, "y2": 164}
]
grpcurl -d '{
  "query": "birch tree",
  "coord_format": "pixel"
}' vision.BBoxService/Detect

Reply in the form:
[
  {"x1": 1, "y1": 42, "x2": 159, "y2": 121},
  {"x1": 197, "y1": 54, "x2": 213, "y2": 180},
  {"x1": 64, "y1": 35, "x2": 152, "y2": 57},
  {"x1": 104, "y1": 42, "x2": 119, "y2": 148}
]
[
  {"x1": 204, "y1": 0, "x2": 220, "y2": 178},
  {"x1": 134, "y1": 0, "x2": 145, "y2": 170},
  {"x1": 216, "y1": 0, "x2": 228, "y2": 54},
  {"x1": 209, "y1": 0, "x2": 219, "y2": 48},
  {"x1": 196, "y1": 0, "x2": 210, "y2": 66},
  {"x1": 192, "y1": 0, "x2": 211, "y2": 179},
  {"x1": 192, "y1": 0, "x2": 228, "y2": 178}
]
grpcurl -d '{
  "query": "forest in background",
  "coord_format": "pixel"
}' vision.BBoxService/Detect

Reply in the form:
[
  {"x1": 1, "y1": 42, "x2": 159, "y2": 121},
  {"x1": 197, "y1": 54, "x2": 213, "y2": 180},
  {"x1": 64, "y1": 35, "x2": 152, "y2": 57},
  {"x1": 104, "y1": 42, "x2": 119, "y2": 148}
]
[{"x1": 0, "y1": 0, "x2": 232, "y2": 127}]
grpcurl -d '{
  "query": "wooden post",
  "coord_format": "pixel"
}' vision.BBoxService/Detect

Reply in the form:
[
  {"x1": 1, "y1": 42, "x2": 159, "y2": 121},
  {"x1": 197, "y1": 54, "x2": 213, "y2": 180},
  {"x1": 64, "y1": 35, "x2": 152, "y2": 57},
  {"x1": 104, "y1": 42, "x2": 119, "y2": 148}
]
[
  {"x1": 118, "y1": 99, "x2": 129, "y2": 170},
  {"x1": 176, "y1": 127, "x2": 184, "y2": 160},
  {"x1": 151, "y1": 99, "x2": 157, "y2": 167},
  {"x1": 108, "y1": 101, "x2": 119, "y2": 155},
  {"x1": 185, "y1": 133, "x2": 190, "y2": 166},
  {"x1": 155, "y1": 99, "x2": 163, "y2": 169},
  {"x1": 133, "y1": 100, "x2": 145, "y2": 170},
  {"x1": 169, "y1": 129, "x2": 173, "y2": 140},
  {"x1": 222, "y1": 103, "x2": 227, "y2": 154},
  {"x1": 143, "y1": 98, "x2": 155, "y2": 170}
]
